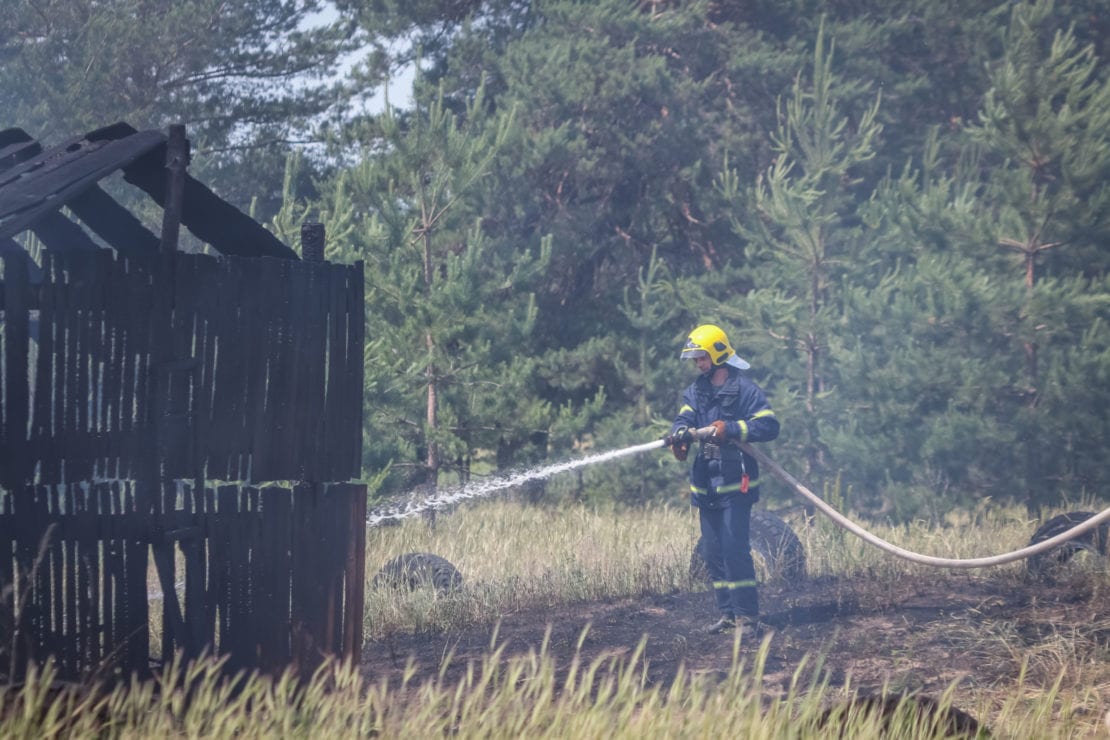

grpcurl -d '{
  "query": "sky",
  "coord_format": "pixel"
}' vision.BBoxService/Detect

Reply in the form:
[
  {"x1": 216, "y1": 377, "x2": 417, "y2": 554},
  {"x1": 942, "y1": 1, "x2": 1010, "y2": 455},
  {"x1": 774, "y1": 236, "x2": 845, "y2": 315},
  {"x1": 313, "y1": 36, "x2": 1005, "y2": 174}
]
[{"x1": 303, "y1": 3, "x2": 417, "y2": 114}]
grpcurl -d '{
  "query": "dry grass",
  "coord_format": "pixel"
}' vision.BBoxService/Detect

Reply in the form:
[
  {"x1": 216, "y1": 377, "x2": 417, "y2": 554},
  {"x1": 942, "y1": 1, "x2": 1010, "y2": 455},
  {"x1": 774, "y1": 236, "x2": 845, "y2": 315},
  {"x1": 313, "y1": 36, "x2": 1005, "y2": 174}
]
[
  {"x1": 363, "y1": 502, "x2": 697, "y2": 636},
  {"x1": 0, "y1": 638, "x2": 994, "y2": 739},
  {"x1": 361, "y1": 497, "x2": 1044, "y2": 634},
  {"x1": 4, "y1": 495, "x2": 1110, "y2": 737},
  {"x1": 361, "y1": 497, "x2": 1110, "y2": 737}
]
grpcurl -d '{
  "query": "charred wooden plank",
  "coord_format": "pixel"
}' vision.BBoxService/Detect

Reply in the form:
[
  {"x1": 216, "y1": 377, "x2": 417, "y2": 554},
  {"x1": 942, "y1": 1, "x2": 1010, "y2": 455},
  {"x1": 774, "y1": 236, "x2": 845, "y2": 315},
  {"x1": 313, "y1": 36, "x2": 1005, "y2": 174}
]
[
  {"x1": 205, "y1": 261, "x2": 240, "y2": 480},
  {"x1": 135, "y1": 253, "x2": 174, "y2": 513},
  {"x1": 112, "y1": 256, "x2": 152, "y2": 483},
  {"x1": 0, "y1": 132, "x2": 107, "y2": 188},
  {"x1": 156, "y1": 253, "x2": 200, "y2": 480},
  {"x1": 301, "y1": 262, "x2": 329, "y2": 482},
  {"x1": 102, "y1": 252, "x2": 126, "y2": 480},
  {"x1": 343, "y1": 484, "x2": 367, "y2": 663},
  {"x1": 191, "y1": 255, "x2": 219, "y2": 484},
  {"x1": 243, "y1": 261, "x2": 271, "y2": 480},
  {"x1": 159, "y1": 125, "x2": 186, "y2": 254},
  {"x1": 93, "y1": 251, "x2": 120, "y2": 477},
  {"x1": 98, "y1": 485, "x2": 116, "y2": 669},
  {"x1": 123, "y1": 149, "x2": 299, "y2": 260},
  {"x1": 29, "y1": 253, "x2": 54, "y2": 462},
  {"x1": 181, "y1": 484, "x2": 207, "y2": 659},
  {"x1": 66, "y1": 185, "x2": 160, "y2": 258},
  {"x1": 29, "y1": 210, "x2": 100, "y2": 253},
  {"x1": 63, "y1": 485, "x2": 78, "y2": 677},
  {"x1": 10, "y1": 487, "x2": 36, "y2": 676},
  {"x1": 60, "y1": 257, "x2": 83, "y2": 480},
  {"x1": 347, "y1": 262, "x2": 366, "y2": 476},
  {"x1": 0, "y1": 490, "x2": 13, "y2": 667},
  {"x1": 17, "y1": 491, "x2": 45, "y2": 671},
  {"x1": 290, "y1": 483, "x2": 318, "y2": 676},
  {"x1": 264, "y1": 258, "x2": 296, "y2": 481},
  {"x1": 199, "y1": 485, "x2": 218, "y2": 650},
  {"x1": 0, "y1": 128, "x2": 41, "y2": 171},
  {"x1": 47, "y1": 492, "x2": 64, "y2": 670},
  {"x1": 300, "y1": 222, "x2": 324, "y2": 262},
  {"x1": 2, "y1": 251, "x2": 30, "y2": 487},
  {"x1": 226, "y1": 487, "x2": 258, "y2": 675},
  {"x1": 71, "y1": 254, "x2": 94, "y2": 482},
  {"x1": 122, "y1": 484, "x2": 149, "y2": 677},
  {"x1": 0, "y1": 237, "x2": 42, "y2": 284},
  {"x1": 73, "y1": 485, "x2": 99, "y2": 673},
  {"x1": 338, "y1": 265, "x2": 359, "y2": 479},
  {"x1": 0, "y1": 131, "x2": 166, "y2": 241},
  {"x1": 323, "y1": 484, "x2": 343, "y2": 656},
  {"x1": 287, "y1": 262, "x2": 313, "y2": 481},
  {"x1": 212, "y1": 486, "x2": 237, "y2": 662},
  {"x1": 257, "y1": 486, "x2": 292, "y2": 674},
  {"x1": 323, "y1": 267, "x2": 346, "y2": 480}
]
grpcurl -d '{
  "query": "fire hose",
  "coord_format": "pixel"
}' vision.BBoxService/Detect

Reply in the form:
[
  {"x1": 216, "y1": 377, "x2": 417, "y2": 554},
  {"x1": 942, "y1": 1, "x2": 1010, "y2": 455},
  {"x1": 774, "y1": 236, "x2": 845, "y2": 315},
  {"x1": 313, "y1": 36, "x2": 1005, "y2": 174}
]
[{"x1": 674, "y1": 425, "x2": 1110, "y2": 569}]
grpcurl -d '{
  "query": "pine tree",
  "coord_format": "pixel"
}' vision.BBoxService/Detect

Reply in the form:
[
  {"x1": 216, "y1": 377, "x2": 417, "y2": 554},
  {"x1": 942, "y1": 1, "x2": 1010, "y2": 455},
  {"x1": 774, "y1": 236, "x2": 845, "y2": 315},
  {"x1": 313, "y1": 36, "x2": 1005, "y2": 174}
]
[
  {"x1": 836, "y1": 1, "x2": 1110, "y2": 514},
  {"x1": 715, "y1": 22, "x2": 882, "y2": 484},
  {"x1": 336, "y1": 84, "x2": 551, "y2": 497},
  {"x1": 961, "y1": 0, "x2": 1110, "y2": 509},
  {"x1": 584, "y1": 247, "x2": 685, "y2": 504}
]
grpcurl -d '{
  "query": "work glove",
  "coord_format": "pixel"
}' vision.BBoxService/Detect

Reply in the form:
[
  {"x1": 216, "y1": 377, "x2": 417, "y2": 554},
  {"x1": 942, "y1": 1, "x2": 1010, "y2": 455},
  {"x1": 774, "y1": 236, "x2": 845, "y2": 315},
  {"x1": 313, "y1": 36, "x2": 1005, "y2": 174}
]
[
  {"x1": 708, "y1": 420, "x2": 727, "y2": 441},
  {"x1": 666, "y1": 426, "x2": 693, "y2": 461},
  {"x1": 666, "y1": 426, "x2": 694, "y2": 446}
]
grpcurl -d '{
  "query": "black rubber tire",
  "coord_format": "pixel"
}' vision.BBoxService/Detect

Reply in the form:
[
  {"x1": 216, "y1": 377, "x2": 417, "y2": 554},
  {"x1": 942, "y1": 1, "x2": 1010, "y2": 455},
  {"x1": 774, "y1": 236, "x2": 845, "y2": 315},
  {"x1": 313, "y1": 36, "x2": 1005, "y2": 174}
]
[
  {"x1": 373, "y1": 552, "x2": 463, "y2": 593},
  {"x1": 689, "y1": 509, "x2": 807, "y2": 585},
  {"x1": 1026, "y1": 511, "x2": 1109, "y2": 577},
  {"x1": 817, "y1": 692, "x2": 988, "y2": 738}
]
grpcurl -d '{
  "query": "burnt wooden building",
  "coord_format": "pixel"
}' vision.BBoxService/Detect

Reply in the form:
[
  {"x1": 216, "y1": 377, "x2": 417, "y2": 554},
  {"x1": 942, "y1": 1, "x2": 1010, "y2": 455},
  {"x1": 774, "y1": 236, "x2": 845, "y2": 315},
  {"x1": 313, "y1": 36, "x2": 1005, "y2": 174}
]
[{"x1": 0, "y1": 123, "x2": 366, "y2": 682}]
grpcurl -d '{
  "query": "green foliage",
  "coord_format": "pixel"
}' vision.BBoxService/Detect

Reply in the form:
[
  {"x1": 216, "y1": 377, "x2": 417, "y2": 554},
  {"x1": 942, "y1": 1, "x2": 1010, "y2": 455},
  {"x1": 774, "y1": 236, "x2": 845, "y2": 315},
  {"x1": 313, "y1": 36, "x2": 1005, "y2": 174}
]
[
  {"x1": 715, "y1": 22, "x2": 883, "y2": 488},
  {"x1": 238, "y1": 0, "x2": 1110, "y2": 517},
  {"x1": 322, "y1": 83, "x2": 554, "y2": 497},
  {"x1": 967, "y1": 0, "x2": 1110, "y2": 282},
  {"x1": 7, "y1": 0, "x2": 1110, "y2": 517},
  {"x1": 583, "y1": 248, "x2": 688, "y2": 504},
  {"x1": 945, "y1": 0, "x2": 1110, "y2": 510}
]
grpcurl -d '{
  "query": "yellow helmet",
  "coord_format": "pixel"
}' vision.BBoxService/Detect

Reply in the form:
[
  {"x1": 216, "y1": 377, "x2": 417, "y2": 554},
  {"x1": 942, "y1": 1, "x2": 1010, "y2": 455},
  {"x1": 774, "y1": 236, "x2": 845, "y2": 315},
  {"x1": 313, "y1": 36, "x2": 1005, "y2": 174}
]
[{"x1": 680, "y1": 324, "x2": 750, "y2": 369}]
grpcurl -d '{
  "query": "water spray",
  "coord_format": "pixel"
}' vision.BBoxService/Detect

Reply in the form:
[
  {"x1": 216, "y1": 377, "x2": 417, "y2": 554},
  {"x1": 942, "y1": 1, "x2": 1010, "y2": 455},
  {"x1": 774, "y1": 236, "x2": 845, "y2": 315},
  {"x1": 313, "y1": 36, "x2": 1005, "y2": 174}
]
[{"x1": 366, "y1": 437, "x2": 669, "y2": 527}]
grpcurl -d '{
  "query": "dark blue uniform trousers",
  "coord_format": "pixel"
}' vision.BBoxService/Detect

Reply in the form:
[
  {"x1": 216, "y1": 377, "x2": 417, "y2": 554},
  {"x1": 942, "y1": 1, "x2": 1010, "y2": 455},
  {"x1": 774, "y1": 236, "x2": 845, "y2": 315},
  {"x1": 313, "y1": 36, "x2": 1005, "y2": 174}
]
[{"x1": 699, "y1": 499, "x2": 758, "y2": 619}]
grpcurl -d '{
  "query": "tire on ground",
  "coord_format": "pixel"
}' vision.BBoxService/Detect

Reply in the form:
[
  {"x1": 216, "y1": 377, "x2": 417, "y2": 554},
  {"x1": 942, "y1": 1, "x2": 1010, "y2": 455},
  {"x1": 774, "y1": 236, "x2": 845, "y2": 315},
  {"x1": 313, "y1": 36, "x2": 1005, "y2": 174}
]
[
  {"x1": 373, "y1": 552, "x2": 463, "y2": 593},
  {"x1": 689, "y1": 509, "x2": 807, "y2": 585},
  {"x1": 816, "y1": 692, "x2": 988, "y2": 738},
  {"x1": 1026, "y1": 511, "x2": 1109, "y2": 577}
]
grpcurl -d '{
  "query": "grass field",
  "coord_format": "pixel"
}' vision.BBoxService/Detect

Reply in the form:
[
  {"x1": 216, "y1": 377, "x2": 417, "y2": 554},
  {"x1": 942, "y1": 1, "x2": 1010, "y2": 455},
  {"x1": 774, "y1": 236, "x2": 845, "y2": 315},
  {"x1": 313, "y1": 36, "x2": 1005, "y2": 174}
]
[{"x1": 3, "y1": 495, "x2": 1110, "y2": 738}]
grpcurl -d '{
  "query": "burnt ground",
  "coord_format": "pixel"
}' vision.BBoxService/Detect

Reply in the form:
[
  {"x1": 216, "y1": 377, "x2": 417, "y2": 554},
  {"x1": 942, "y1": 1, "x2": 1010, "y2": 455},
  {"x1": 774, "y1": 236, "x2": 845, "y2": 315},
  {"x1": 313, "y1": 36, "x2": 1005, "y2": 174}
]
[{"x1": 360, "y1": 573, "x2": 1110, "y2": 720}]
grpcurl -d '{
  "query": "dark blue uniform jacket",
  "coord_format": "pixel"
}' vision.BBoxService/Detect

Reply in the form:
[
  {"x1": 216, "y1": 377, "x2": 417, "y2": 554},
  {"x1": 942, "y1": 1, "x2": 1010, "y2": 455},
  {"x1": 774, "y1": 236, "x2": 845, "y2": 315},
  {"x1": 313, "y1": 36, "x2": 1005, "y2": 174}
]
[{"x1": 670, "y1": 365, "x2": 779, "y2": 508}]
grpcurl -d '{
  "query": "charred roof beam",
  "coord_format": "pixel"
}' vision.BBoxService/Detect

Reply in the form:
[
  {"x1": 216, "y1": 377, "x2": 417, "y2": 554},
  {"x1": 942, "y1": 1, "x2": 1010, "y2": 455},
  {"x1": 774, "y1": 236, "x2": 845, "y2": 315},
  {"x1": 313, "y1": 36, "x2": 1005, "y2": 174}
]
[{"x1": 0, "y1": 122, "x2": 299, "y2": 260}]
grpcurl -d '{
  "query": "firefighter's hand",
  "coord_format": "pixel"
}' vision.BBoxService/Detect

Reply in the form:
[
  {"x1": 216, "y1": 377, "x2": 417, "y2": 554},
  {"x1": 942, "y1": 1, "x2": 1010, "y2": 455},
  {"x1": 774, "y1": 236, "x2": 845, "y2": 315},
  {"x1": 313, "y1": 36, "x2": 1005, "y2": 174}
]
[
  {"x1": 708, "y1": 420, "x2": 726, "y2": 441},
  {"x1": 665, "y1": 426, "x2": 693, "y2": 460},
  {"x1": 666, "y1": 426, "x2": 694, "y2": 446}
]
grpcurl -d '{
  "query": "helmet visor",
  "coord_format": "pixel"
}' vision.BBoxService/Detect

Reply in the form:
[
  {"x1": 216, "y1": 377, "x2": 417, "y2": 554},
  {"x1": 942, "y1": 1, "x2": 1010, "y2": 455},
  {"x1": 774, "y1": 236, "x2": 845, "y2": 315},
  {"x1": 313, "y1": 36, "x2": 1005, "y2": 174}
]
[{"x1": 680, "y1": 341, "x2": 709, "y2": 360}]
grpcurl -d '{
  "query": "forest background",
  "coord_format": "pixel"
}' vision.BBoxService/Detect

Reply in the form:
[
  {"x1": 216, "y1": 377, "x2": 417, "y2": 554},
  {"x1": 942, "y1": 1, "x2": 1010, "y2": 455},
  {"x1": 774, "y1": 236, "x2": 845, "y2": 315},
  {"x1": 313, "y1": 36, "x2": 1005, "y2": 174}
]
[{"x1": 5, "y1": 0, "x2": 1110, "y2": 520}]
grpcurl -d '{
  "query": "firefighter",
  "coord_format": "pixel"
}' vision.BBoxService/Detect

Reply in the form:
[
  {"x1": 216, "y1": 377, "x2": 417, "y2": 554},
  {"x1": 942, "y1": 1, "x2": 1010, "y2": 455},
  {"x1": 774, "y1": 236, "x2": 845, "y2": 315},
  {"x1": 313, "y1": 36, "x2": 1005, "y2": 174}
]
[{"x1": 666, "y1": 324, "x2": 779, "y2": 635}]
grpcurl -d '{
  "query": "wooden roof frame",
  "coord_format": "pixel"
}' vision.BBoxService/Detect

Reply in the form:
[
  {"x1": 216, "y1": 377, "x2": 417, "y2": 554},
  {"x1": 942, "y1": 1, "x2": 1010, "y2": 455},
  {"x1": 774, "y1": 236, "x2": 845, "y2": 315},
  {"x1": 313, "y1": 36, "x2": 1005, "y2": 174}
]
[{"x1": 0, "y1": 122, "x2": 299, "y2": 265}]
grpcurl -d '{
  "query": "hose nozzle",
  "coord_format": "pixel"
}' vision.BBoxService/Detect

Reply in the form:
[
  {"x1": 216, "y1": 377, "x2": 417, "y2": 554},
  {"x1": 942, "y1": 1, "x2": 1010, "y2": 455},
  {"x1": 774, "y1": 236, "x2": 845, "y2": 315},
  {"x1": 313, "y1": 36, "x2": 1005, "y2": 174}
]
[{"x1": 663, "y1": 425, "x2": 717, "y2": 447}]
